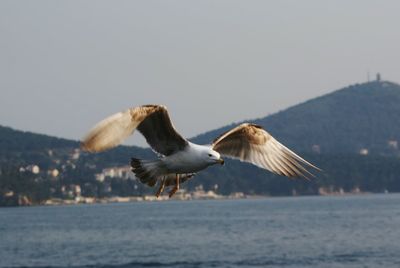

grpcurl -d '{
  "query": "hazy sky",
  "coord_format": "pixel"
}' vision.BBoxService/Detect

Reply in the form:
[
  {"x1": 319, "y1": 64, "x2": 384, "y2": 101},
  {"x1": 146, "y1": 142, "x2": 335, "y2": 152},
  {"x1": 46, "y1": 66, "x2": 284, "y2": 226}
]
[{"x1": 1, "y1": 0, "x2": 400, "y2": 146}]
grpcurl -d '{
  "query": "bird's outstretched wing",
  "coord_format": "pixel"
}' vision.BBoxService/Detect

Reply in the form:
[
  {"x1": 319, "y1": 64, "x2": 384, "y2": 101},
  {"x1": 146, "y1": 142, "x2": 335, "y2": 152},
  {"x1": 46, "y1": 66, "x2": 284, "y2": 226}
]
[
  {"x1": 212, "y1": 123, "x2": 320, "y2": 179},
  {"x1": 82, "y1": 105, "x2": 188, "y2": 155}
]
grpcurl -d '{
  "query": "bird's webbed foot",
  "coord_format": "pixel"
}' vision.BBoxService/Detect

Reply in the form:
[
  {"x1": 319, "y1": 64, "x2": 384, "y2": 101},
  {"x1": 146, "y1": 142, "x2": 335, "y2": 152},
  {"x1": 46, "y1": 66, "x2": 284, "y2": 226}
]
[
  {"x1": 154, "y1": 173, "x2": 196, "y2": 198},
  {"x1": 167, "y1": 173, "x2": 196, "y2": 198}
]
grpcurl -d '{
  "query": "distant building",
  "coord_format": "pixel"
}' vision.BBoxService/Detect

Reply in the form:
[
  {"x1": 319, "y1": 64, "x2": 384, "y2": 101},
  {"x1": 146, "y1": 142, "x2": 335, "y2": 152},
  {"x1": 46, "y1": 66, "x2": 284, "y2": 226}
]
[
  {"x1": 26, "y1": 165, "x2": 40, "y2": 174},
  {"x1": 71, "y1": 149, "x2": 81, "y2": 160},
  {"x1": 359, "y1": 148, "x2": 369, "y2": 155},
  {"x1": 74, "y1": 185, "x2": 81, "y2": 197},
  {"x1": 388, "y1": 140, "x2": 398, "y2": 150},
  {"x1": 376, "y1": 73, "x2": 381, "y2": 82},
  {"x1": 213, "y1": 184, "x2": 219, "y2": 191},
  {"x1": 195, "y1": 185, "x2": 204, "y2": 192},
  {"x1": 4, "y1": 191, "x2": 14, "y2": 197},
  {"x1": 61, "y1": 184, "x2": 82, "y2": 198},
  {"x1": 96, "y1": 174, "x2": 105, "y2": 182},
  {"x1": 96, "y1": 166, "x2": 135, "y2": 180},
  {"x1": 48, "y1": 169, "x2": 59, "y2": 178}
]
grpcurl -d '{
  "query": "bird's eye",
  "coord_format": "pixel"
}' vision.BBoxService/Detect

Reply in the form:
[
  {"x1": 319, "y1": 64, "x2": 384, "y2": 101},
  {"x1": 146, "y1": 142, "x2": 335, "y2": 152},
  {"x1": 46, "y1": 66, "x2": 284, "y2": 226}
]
[{"x1": 208, "y1": 154, "x2": 212, "y2": 157}]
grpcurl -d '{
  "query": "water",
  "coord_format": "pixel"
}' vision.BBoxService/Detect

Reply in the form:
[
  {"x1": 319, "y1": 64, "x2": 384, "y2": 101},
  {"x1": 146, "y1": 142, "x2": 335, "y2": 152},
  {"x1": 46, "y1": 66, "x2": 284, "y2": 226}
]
[{"x1": 1, "y1": 194, "x2": 400, "y2": 268}]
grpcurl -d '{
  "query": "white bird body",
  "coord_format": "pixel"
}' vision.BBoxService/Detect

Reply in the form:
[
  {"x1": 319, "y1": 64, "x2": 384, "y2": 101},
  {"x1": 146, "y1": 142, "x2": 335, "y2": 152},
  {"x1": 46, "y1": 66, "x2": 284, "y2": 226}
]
[
  {"x1": 82, "y1": 104, "x2": 320, "y2": 197},
  {"x1": 161, "y1": 142, "x2": 221, "y2": 174}
]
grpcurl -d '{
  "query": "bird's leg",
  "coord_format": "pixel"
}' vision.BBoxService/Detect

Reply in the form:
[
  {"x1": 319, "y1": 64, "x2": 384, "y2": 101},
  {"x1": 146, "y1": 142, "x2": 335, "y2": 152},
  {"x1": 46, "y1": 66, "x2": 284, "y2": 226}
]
[
  {"x1": 155, "y1": 177, "x2": 166, "y2": 198},
  {"x1": 168, "y1": 174, "x2": 180, "y2": 198}
]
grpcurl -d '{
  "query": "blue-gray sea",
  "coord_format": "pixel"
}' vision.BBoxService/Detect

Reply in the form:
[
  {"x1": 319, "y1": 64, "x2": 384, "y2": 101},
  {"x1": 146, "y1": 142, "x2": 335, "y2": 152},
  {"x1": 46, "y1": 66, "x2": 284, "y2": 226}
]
[{"x1": 1, "y1": 194, "x2": 400, "y2": 268}]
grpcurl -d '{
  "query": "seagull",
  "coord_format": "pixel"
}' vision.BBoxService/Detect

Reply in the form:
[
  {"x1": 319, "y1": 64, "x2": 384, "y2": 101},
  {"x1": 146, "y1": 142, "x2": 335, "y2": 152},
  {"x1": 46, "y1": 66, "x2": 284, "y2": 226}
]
[{"x1": 82, "y1": 104, "x2": 320, "y2": 197}]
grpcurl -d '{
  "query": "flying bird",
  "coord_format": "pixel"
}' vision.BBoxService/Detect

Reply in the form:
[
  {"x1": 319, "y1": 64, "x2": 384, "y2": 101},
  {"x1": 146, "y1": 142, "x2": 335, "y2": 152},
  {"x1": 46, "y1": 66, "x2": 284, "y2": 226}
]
[{"x1": 82, "y1": 105, "x2": 319, "y2": 197}]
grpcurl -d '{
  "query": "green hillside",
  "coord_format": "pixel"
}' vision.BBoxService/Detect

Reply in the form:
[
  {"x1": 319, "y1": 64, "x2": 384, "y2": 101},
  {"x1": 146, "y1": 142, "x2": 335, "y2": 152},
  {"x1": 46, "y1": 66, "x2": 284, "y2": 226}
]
[
  {"x1": 0, "y1": 125, "x2": 77, "y2": 151},
  {"x1": 0, "y1": 125, "x2": 151, "y2": 167},
  {"x1": 0, "y1": 125, "x2": 154, "y2": 206}
]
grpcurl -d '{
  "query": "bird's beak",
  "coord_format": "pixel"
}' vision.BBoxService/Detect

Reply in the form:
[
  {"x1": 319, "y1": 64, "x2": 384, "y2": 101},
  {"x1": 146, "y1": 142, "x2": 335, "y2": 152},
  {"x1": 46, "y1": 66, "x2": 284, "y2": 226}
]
[{"x1": 217, "y1": 158, "x2": 224, "y2": 165}]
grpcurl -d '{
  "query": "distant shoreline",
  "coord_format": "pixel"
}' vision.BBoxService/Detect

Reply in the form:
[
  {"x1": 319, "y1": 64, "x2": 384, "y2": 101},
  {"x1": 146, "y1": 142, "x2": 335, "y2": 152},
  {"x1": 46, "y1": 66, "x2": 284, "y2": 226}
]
[
  {"x1": 17, "y1": 191, "x2": 388, "y2": 207},
  {"x1": 1, "y1": 190, "x2": 392, "y2": 208}
]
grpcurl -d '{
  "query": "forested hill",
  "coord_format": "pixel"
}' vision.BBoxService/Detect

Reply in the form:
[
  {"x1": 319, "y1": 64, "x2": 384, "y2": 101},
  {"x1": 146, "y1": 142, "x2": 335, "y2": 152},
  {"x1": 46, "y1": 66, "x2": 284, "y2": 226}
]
[
  {"x1": 192, "y1": 80, "x2": 400, "y2": 155},
  {"x1": 0, "y1": 125, "x2": 77, "y2": 151},
  {"x1": 3, "y1": 79, "x2": 399, "y2": 158},
  {"x1": 0, "y1": 125, "x2": 151, "y2": 168},
  {"x1": 2, "y1": 80, "x2": 400, "y2": 205}
]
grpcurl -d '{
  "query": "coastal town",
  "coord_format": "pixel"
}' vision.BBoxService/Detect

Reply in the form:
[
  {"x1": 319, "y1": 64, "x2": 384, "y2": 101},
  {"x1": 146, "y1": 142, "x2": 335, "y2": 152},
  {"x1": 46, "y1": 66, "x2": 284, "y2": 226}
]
[
  {"x1": 43, "y1": 186, "x2": 247, "y2": 206},
  {"x1": 2, "y1": 141, "x2": 389, "y2": 207}
]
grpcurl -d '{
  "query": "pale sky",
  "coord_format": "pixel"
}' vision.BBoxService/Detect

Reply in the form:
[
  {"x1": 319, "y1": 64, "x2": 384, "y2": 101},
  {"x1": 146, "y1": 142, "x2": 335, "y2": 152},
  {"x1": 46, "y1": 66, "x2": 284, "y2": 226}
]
[{"x1": 1, "y1": 0, "x2": 400, "y2": 146}]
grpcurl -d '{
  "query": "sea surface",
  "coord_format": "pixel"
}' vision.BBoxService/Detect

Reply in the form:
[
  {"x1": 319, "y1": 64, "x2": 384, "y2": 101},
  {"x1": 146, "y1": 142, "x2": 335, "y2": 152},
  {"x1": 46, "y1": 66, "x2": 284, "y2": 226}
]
[{"x1": 1, "y1": 194, "x2": 400, "y2": 268}]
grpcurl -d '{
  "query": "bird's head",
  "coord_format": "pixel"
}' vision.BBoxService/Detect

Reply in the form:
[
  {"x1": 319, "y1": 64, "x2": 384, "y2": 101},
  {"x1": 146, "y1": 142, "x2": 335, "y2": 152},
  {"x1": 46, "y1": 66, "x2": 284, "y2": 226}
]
[{"x1": 205, "y1": 149, "x2": 224, "y2": 166}]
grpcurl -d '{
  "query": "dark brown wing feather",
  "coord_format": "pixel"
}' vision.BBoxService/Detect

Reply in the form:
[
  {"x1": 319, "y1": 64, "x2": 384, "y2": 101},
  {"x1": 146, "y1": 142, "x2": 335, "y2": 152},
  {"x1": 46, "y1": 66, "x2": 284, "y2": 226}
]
[
  {"x1": 136, "y1": 105, "x2": 188, "y2": 156},
  {"x1": 212, "y1": 123, "x2": 320, "y2": 179}
]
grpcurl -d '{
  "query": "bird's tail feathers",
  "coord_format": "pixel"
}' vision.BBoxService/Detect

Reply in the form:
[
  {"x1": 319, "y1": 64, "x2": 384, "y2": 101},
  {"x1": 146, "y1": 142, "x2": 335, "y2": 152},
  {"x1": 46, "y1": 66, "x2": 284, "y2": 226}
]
[{"x1": 130, "y1": 158, "x2": 164, "y2": 187}]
